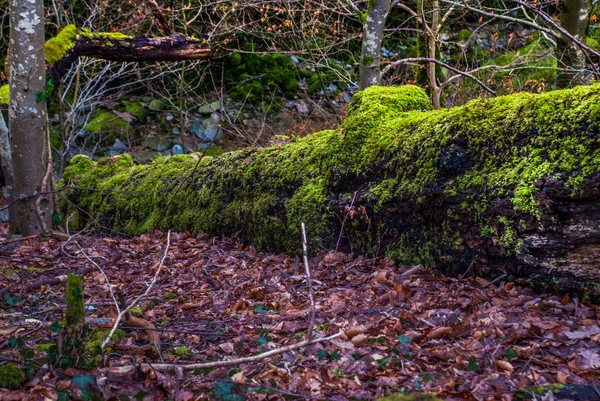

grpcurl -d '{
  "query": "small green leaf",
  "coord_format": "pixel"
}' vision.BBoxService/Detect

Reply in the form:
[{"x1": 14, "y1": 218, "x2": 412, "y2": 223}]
[
  {"x1": 57, "y1": 389, "x2": 69, "y2": 401},
  {"x1": 352, "y1": 353, "x2": 362, "y2": 360},
  {"x1": 257, "y1": 336, "x2": 267, "y2": 347},
  {"x1": 506, "y1": 348, "x2": 517, "y2": 362},
  {"x1": 378, "y1": 355, "x2": 393, "y2": 367},
  {"x1": 49, "y1": 321, "x2": 61, "y2": 333},
  {"x1": 3, "y1": 294, "x2": 21, "y2": 305},
  {"x1": 317, "y1": 350, "x2": 329, "y2": 360},
  {"x1": 8, "y1": 337, "x2": 18, "y2": 348},
  {"x1": 330, "y1": 349, "x2": 341, "y2": 361},
  {"x1": 72, "y1": 373, "x2": 94, "y2": 390},
  {"x1": 421, "y1": 373, "x2": 433, "y2": 383},
  {"x1": 468, "y1": 356, "x2": 478, "y2": 372},
  {"x1": 414, "y1": 380, "x2": 421, "y2": 389},
  {"x1": 397, "y1": 334, "x2": 412, "y2": 344},
  {"x1": 52, "y1": 212, "x2": 63, "y2": 225}
]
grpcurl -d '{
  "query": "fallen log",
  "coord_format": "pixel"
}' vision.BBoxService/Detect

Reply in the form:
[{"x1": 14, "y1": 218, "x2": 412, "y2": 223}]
[{"x1": 61, "y1": 85, "x2": 600, "y2": 302}]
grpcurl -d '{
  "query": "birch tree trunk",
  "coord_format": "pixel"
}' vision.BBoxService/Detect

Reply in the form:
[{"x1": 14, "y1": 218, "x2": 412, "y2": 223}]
[
  {"x1": 9, "y1": 0, "x2": 53, "y2": 235},
  {"x1": 359, "y1": 0, "x2": 391, "y2": 90},
  {"x1": 555, "y1": 0, "x2": 591, "y2": 88},
  {"x1": 0, "y1": 109, "x2": 12, "y2": 199}
]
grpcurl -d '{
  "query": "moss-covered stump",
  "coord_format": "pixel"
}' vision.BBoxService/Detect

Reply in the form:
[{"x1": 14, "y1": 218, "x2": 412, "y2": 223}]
[{"x1": 61, "y1": 85, "x2": 600, "y2": 302}]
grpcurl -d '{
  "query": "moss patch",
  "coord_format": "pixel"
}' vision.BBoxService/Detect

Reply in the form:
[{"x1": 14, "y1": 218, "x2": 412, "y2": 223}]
[
  {"x1": 85, "y1": 109, "x2": 133, "y2": 146},
  {"x1": 0, "y1": 84, "x2": 8, "y2": 105},
  {"x1": 0, "y1": 364, "x2": 25, "y2": 390},
  {"x1": 45, "y1": 24, "x2": 78, "y2": 65}
]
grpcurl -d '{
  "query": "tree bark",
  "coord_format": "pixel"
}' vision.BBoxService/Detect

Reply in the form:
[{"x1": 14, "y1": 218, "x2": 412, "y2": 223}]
[
  {"x1": 359, "y1": 0, "x2": 391, "y2": 90},
  {"x1": 9, "y1": 0, "x2": 53, "y2": 235},
  {"x1": 555, "y1": 0, "x2": 591, "y2": 88}
]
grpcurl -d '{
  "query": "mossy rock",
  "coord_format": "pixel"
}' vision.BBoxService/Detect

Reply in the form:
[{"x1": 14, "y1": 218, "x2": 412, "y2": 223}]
[
  {"x1": 0, "y1": 364, "x2": 26, "y2": 390},
  {"x1": 61, "y1": 85, "x2": 600, "y2": 302},
  {"x1": 120, "y1": 100, "x2": 146, "y2": 122},
  {"x1": 85, "y1": 109, "x2": 134, "y2": 146}
]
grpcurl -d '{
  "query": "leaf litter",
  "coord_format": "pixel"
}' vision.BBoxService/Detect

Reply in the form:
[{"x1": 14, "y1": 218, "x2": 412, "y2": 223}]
[{"x1": 0, "y1": 225, "x2": 599, "y2": 401}]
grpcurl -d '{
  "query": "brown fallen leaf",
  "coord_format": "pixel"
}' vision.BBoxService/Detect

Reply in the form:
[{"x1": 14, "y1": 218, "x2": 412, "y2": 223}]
[
  {"x1": 351, "y1": 333, "x2": 369, "y2": 346},
  {"x1": 427, "y1": 326, "x2": 452, "y2": 339},
  {"x1": 345, "y1": 325, "x2": 366, "y2": 339},
  {"x1": 495, "y1": 360, "x2": 514, "y2": 373}
]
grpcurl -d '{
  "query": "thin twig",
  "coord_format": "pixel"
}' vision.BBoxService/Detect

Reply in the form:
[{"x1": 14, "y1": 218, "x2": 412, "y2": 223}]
[
  {"x1": 101, "y1": 230, "x2": 171, "y2": 349},
  {"x1": 301, "y1": 223, "x2": 316, "y2": 340},
  {"x1": 483, "y1": 273, "x2": 507, "y2": 289}
]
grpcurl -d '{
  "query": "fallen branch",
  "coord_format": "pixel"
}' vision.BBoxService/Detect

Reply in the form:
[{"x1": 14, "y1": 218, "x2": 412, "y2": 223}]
[
  {"x1": 103, "y1": 331, "x2": 343, "y2": 374},
  {"x1": 301, "y1": 223, "x2": 316, "y2": 339}
]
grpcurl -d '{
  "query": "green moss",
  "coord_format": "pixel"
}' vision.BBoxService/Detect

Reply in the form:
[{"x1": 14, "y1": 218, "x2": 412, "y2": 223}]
[
  {"x1": 34, "y1": 343, "x2": 55, "y2": 353},
  {"x1": 85, "y1": 109, "x2": 133, "y2": 146},
  {"x1": 0, "y1": 364, "x2": 25, "y2": 390},
  {"x1": 586, "y1": 37, "x2": 600, "y2": 52},
  {"x1": 45, "y1": 24, "x2": 78, "y2": 65},
  {"x1": 63, "y1": 274, "x2": 86, "y2": 361},
  {"x1": 0, "y1": 84, "x2": 8, "y2": 105},
  {"x1": 130, "y1": 306, "x2": 143, "y2": 316},
  {"x1": 120, "y1": 100, "x2": 146, "y2": 122},
  {"x1": 173, "y1": 346, "x2": 191, "y2": 358},
  {"x1": 85, "y1": 329, "x2": 128, "y2": 355},
  {"x1": 456, "y1": 29, "x2": 472, "y2": 41}
]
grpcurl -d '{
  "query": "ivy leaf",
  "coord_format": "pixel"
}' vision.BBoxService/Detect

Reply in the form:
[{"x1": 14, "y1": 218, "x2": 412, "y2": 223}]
[
  {"x1": 397, "y1": 334, "x2": 412, "y2": 344},
  {"x1": 257, "y1": 336, "x2": 267, "y2": 347},
  {"x1": 49, "y1": 321, "x2": 61, "y2": 333},
  {"x1": 468, "y1": 356, "x2": 478, "y2": 372},
  {"x1": 378, "y1": 355, "x2": 393, "y2": 367},
  {"x1": 52, "y1": 212, "x2": 63, "y2": 225},
  {"x1": 507, "y1": 348, "x2": 517, "y2": 362},
  {"x1": 57, "y1": 389, "x2": 69, "y2": 401},
  {"x1": 212, "y1": 381, "x2": 244, "y2": 401},
  {"x1": 317, "y1": 350, "x2": 329, "y2": 360},
  {"x1": 3, "y1": 294, "x2": 21, "y2": 305},
  {"x1": 71, "y1": 373, "x2": 94, "y2": 390}
]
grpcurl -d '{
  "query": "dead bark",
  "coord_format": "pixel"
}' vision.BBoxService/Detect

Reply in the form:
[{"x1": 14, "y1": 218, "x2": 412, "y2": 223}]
[{"x1": 50, "y1": 34, "x2": 212, "y2": 82}]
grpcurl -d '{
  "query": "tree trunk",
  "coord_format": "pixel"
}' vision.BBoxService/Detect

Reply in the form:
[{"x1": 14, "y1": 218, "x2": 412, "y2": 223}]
[
  {"x1": 359, "y1": 0, "x2": 391, "y2": 90},
  {"x1": 61, "y1": 85, "x2": 600, "y2": 303},
  {"x1": 555, "y1": 0, "x2": 591, "y2": 88},
  {"x1": 9, "y1": 0, "x2": 53, "y2": 235}
]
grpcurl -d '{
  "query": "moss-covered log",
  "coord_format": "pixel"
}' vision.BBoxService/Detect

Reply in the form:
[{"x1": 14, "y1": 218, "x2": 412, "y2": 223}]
[{"x1": 61, "y1": 85, "x2": 600, "y2": 302}]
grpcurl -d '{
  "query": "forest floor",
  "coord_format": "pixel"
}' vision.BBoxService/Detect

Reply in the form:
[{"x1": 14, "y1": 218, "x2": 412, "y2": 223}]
[{"x1": 0, "y1": 225, "x2": 599, "y2": 401}]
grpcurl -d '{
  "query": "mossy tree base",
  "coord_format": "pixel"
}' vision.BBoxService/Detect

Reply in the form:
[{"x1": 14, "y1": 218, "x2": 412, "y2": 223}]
[{"x1": 61, "y1": 85, "x2": 600, "y2": 302}]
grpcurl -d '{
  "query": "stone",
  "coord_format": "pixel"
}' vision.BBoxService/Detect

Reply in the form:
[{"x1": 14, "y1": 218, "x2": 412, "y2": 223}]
[
  {"x1": 136, "y1": 151, "x2": 161, "y2": 164},
  {"x1": 296, "y1": 101, "x2": 309, "y2": 114},
  {"x1": 172, "y1": 144, "x2": 184, "y2": 155},
  {"x1": 149, "y1": 99, "x2": 168, "y2": 111},
  {"x1": 144, "y1": 137, "x2": 173, "y2": 152},
  {"x1": 191, "y1": 118, "x2": 223, "y2": 143},
  {"x1": 198, "y1": 101, "x2": 222, "y2": 115}
]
